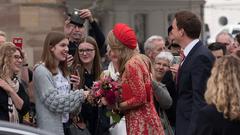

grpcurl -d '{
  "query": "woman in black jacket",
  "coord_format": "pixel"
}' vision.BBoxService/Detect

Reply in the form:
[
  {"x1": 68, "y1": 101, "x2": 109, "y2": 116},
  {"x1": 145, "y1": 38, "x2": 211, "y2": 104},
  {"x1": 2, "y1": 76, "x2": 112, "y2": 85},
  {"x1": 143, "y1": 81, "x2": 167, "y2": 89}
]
[
  {"x1": 72, "y1": 36, "x2": 110, "y2": 135},
  {"x1": 0, "y1": 42, "x2": 29, "y2": 123},
  {"x1": 191, "y1": 54, "x2": 240, "y2": 135}
]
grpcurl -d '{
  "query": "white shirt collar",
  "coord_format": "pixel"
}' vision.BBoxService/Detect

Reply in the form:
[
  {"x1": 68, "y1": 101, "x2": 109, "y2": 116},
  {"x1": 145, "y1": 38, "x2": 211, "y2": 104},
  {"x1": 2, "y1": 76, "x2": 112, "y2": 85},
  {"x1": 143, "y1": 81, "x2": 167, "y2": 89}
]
[{"x1": 183, "y1": 39, "x2": 199, "y2": 57}]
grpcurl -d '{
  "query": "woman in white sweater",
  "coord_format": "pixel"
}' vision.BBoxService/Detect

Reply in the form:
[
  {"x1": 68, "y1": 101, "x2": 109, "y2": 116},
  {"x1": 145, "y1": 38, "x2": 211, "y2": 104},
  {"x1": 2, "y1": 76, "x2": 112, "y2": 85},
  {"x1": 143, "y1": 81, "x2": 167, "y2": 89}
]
[{"x1": 33, "y1": 31, "x2": 88, "y2": 135}]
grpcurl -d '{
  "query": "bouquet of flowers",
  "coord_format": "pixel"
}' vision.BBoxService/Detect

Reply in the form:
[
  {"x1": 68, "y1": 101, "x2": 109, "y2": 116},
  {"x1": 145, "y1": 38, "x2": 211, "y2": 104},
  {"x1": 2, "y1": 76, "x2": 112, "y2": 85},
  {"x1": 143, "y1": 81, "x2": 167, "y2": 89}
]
[{"x1": 90, "y1": 73, "x2": 122, "y2": 123}]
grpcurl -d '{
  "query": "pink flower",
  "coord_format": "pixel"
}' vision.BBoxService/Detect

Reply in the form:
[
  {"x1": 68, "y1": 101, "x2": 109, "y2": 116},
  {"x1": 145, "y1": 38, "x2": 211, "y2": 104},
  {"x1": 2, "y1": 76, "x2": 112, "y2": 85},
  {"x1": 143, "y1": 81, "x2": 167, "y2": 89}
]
[
  {"x1": 90, "y1": 74, "x2": 121, "y2": 107},
  {"x1": 114, "y1": 91, "x2": 120, "y2": 98},
  {"x1": 93, "y1": 82, "x2": 101, "y2": 89},
  {"x1": 105, "y1": 90, "x2": 116, "y2": 105},
  {"x1": 95, "y1": 89, "x2": 104, "y2": 97},
  {"x1": 111, "y1": 81, "x2": 119, "y2": 91}
]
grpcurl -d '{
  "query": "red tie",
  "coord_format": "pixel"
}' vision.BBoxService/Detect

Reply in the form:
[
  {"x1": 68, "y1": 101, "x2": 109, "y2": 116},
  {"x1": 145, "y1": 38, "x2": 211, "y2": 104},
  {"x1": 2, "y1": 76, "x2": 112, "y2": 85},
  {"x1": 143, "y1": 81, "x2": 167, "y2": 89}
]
[
  {"x1": 179, "y1": 50, "x2": 185, "y2": 64},
  {"x1": 176, "y1": 50, "x2": 185, "y2": 86}
]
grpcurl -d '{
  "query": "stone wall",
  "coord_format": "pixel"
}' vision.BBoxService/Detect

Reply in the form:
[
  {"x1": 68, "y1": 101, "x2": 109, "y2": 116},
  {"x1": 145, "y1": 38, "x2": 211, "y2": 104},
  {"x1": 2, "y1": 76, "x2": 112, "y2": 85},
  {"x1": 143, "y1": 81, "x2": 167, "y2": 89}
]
[
  {"x1": 0, "y1": 0, "x2": 66, "y2": 66},
  {"x1": 66, "y1": 0, "x2": 205, "y2": 50}
]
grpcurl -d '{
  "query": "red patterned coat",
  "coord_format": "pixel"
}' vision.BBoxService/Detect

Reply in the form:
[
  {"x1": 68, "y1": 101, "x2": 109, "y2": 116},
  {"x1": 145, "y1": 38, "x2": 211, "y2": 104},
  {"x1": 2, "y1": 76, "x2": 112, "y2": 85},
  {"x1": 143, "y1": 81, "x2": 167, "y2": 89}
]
[{"x1": 121, "y1": 54, "x2": 164, "y2": 135}]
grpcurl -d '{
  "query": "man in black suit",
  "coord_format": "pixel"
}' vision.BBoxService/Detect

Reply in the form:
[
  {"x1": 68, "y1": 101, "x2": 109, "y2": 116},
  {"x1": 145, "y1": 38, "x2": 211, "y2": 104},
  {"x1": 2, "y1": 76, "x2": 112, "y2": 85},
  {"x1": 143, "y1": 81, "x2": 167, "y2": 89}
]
[{"x1": 171, "y1": 11, "x2": 215, "y2": 135}]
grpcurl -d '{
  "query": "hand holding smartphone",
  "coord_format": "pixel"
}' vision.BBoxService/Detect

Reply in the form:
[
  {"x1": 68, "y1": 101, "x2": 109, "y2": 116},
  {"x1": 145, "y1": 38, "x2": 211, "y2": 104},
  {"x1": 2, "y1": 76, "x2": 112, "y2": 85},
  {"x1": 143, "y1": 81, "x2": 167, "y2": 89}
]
[{"x1": 70, "y1": 66, "x2": 80, "y2": 90}]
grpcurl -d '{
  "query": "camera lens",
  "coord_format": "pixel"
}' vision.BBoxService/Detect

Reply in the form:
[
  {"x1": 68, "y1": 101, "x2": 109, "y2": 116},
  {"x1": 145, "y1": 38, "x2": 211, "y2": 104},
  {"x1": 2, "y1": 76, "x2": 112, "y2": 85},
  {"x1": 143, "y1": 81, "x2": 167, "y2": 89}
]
[
  {"x1": 74, "y1": 11, "x2": 78, "y2": 15},
  {"x1": 69, "y1": 12, "x2": 85, "y2": 27}
]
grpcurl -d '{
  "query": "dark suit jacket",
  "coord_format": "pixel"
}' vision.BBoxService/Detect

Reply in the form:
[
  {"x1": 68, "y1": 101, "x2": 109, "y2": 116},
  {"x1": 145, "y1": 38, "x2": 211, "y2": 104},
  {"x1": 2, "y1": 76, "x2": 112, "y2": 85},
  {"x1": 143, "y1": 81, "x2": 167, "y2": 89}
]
[
  {"x1": 191, "y1": 105, "x2": 240, "y2": 135},
  {"x1": 175, "y1": 41, "x2": 215, "y2": 135}
]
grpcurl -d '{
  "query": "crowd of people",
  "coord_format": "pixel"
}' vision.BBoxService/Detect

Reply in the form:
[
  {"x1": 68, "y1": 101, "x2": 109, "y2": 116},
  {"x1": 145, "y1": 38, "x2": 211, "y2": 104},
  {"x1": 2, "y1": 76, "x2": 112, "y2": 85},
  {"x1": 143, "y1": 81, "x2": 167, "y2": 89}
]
[{"x1": 0, "y1": 8, "x2": 240, "y2": 135}]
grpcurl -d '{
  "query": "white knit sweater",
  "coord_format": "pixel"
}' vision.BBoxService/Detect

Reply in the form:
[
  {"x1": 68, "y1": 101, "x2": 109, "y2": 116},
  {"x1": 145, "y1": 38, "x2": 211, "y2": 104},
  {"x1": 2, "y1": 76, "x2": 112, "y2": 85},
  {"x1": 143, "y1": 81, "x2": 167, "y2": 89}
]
[{"x1": 33, "y1": 64, "x2": 85, "y2": 135}]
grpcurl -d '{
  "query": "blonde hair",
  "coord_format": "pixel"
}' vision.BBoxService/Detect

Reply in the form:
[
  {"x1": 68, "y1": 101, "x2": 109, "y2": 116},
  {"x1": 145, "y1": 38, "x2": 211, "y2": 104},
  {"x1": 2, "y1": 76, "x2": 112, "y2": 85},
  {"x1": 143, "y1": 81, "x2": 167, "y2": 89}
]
[
  {"x1": 106, "y1": 30, "x2": 138, "y2": 75},
  {"x1": 205, "y1": 55, "x2": 240, "y2": 120},
  {"x1": 0, "y1": 42, "x2": 23, "y2": 79},
  {"x1": 0, "y1": 30, "x2": 6, "y2": 37}
]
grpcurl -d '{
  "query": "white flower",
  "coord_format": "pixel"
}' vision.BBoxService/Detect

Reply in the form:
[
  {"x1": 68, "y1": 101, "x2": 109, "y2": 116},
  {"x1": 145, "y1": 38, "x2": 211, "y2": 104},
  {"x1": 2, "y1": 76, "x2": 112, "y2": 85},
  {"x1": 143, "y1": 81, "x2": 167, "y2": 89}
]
[
  {"x1": 110, "y1": 72, "x2": 119, "y2": 81},
  {"x1": 103, "y1": 70, "x2": 111, "y2": 77}
]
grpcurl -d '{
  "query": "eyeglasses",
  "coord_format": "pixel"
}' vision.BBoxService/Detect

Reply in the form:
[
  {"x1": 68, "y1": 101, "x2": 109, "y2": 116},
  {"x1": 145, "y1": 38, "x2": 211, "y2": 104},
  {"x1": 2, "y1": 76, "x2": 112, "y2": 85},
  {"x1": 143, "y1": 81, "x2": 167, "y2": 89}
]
[
  {"x1": 13, "y1": 55, "x2": 23, "y2": 61},
  {"x1": 78, "y1": 49, "x2": 95, "y2": 55}
]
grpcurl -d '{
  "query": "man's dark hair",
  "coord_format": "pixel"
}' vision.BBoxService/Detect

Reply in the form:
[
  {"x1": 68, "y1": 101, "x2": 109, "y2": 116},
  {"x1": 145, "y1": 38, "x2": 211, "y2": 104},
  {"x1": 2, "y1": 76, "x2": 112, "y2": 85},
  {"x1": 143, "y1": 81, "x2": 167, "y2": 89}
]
[
  {"x1": 235, "y1": 33, "x2": 240, "y2": 44},
  {"x1": 208, "y1": 42, "x2": 227, "y2": 55},
  {"x1": 168, "y1": 25, "x2": 173, "y2": 36},
  {"x1": 175, "y1": 11, "x2": 201, "y2": 39}
]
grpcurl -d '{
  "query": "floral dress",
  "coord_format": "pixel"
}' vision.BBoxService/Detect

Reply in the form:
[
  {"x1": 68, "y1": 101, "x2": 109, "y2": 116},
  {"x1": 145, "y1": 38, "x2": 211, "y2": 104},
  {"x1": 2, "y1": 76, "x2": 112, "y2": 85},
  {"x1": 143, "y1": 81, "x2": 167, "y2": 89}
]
[{"x1": 121, "y1": 54, "x2": 164, "y2": 135}]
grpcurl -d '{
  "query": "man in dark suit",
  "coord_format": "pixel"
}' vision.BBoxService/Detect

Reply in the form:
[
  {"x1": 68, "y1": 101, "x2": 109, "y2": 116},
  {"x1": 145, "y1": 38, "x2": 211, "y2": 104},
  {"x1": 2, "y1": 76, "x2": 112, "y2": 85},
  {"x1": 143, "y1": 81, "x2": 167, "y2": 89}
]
[{"x1": 171, "y1": 11, "x2": 215, "y2": 135}]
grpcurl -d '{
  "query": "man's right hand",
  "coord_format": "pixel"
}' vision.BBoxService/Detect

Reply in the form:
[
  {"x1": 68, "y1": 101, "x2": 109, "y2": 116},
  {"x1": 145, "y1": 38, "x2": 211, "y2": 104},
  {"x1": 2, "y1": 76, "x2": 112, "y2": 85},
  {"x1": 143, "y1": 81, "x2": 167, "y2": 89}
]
[{"x1": 79, "y1": 9, "x2": 94, "y2": 23}]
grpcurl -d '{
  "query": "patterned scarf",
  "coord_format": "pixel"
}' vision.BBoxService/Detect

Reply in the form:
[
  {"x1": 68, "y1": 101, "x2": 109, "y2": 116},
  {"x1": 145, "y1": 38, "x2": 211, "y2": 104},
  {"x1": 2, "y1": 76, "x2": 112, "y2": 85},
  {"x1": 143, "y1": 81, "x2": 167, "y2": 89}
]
[{"x1": 6, "y1": 77, "x2": 20, "y2": 123}]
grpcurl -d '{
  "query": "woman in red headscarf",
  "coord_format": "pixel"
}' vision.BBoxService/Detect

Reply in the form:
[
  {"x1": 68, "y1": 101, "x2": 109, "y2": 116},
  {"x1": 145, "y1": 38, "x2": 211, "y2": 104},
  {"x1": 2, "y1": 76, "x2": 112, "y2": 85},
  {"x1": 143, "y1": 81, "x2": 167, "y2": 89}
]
[{"x1": 107, "y1": 23, "x2": 164, "y2": 135}]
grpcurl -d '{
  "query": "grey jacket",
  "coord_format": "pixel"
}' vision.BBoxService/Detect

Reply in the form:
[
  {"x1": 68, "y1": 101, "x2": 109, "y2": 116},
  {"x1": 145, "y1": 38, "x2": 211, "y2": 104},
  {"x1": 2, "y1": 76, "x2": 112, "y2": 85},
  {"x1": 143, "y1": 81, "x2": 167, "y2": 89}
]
[
  {"x1": 152, "y1": 80, "x2": 172, "y2": 109},
  {"x1": 33, "y1": 64, "x2": 85, "y2": 135}
]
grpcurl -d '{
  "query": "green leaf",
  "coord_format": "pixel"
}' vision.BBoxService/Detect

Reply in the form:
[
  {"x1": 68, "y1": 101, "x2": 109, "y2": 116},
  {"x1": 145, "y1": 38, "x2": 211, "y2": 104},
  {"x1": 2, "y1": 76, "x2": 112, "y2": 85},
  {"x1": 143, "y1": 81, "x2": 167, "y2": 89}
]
[
  {"x1": 111, "y1": 113, "x2": 121, "y2": 123},
  {"x1": 106, "y1": 111, "x2": 112, "y2": 117},
  {"x1": 105, "y1": 111, "x2": 121, "y2": 123}
]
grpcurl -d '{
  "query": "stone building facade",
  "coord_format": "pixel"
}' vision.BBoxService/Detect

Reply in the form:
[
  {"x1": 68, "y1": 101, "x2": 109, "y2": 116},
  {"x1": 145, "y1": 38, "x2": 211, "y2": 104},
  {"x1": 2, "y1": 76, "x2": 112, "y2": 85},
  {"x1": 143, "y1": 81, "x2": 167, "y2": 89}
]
[
  {"x1": 0, "y1": 0, "x2": 204, "y2": 66},
  {"x1": 0, "y1": 0, "x2": 66, "y2": 66},
  {"x1": 67, "y1": 0, "x2": 205, "y2": 53}
]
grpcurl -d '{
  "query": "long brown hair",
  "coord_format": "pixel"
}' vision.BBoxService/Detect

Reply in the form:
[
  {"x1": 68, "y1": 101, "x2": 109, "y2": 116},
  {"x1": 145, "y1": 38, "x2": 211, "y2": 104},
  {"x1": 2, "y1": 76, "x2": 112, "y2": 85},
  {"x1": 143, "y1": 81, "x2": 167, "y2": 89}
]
[
  {"x1": 41, "y1": 31, "x2": 68, "y2": 77},
  {"x1": 106, "y1": 30, "x2": 137, "y2": 75},
  {"x1": 72, "y1": 36, "x2": 102, "y2": 88},
  {"x1": 205, "y1": 55, "x2": 240, "y2": 120},
  {"x1": 0, "y1": 42, "x2": 23, "y2": 79}
]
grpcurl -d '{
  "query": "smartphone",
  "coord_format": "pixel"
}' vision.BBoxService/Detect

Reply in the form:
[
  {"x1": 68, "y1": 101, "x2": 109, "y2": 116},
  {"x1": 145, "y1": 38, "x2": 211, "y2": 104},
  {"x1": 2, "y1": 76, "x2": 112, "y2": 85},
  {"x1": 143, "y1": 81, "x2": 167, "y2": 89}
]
[{"x1": 13, "y1": 37, "x2": 23, "y2": 49}]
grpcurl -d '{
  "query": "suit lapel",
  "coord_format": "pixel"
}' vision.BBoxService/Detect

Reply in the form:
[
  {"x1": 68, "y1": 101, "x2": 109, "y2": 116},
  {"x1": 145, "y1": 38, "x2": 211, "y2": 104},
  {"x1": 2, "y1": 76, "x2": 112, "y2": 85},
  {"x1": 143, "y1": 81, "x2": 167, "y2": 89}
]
[
  {"x1": 180, "y1": 41, "x2": 202, "y2": 71},
  {"x1": 178, "y1": 41, "x2": 202, "y2": 87}
]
